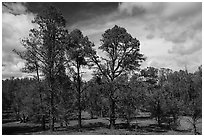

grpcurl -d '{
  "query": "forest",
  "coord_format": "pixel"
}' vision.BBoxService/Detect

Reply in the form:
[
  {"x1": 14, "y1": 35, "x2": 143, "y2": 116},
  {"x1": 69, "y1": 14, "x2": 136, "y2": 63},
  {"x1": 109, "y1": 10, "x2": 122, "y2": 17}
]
[{"x1": 2, "y1": 6, "x2": 202, "y2": 135}]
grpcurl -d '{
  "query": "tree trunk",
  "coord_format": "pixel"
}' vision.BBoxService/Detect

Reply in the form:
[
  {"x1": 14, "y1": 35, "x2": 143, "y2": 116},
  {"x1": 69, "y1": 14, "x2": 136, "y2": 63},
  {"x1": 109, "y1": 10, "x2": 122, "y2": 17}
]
[
  {"x1": 157, "y1": 116, "x2": 161, "y2": 126},
  {"x1": 90, "y1": 110, "x2": 94, "y2": 119},
  {"x1": 78, "y1": 99, "x2": 82, "y2": 130},
  {"x1": 77, "y1": 63, "x2": 82, "y2": 130},
  {"x1": 172, "y1": 113, "x2": 177, "y2": 129},
  {"x1": 173, "y1": 114, "x2": 176, "y2": 124},
  {"x1": 16, "y1": 111, "x2": 20, "y2": 121},
  {"x1": 193, "y1": 123, "x2": 197, "y2": 135},
  {"x1": 192, "y1": 118, "x2": 198, "y2": 135},
  {"x1": 157, "y1": 100, "x2": 162, "y2": 126},
  {"x1": 49, "y1": 89, "x2": 55, "y2": 131},
  {"x1": 41, "y1": 113, "x2": 46, "y2": 130},
  {"x1": 109, "y1": 97, "x2": 115, "y2": 129},
  {"x1": 60, "y1": 120, "x2": 63, "y2": 128},
  {"x1": 22, "y1": 114, "x2": 26, "y2": 123},
  {"x1": 126, "y1": 112, "x2": 131, "y2": 129},
  {"x1": 42, "y1": 115, "x2": 46, "y2": 130},
  {"x1": 36, "y1": 65, "x2": 46, "y2": 130},
  {"x1": 100, "y1": 107, "x2": 103, "y2": 118}
]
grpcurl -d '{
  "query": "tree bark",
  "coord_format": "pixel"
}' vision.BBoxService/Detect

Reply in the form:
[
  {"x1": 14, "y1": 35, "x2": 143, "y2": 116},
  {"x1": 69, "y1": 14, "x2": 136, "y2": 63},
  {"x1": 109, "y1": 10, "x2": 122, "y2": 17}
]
[
  {"x1": 192, "y1": 118, "x2": 198, "y2": 135},
  {"x1": 127, "y1": 112, "x2": 131, "y2": 129},
  {"x1": 90, "y1": 110, "x2": 94, "y2": 119},
  {"x1": 42, "y1": 115, "x2": 46, "y2": 130},
  {"x1": 77, "y1": 62, "x2": 82, "y2": 130},
  {"x1": 50, "y1": 90, "x2": 55, "y2": 131},
  {"x1": 157, "y1": 116, "x2": 161, "y2": 126},
  {"x1": 36, "y1": 65, "x2": 45, "y2": 130},
  {"x1": 100, "y1": 107, "x2": 103, "y2": 118},
  {"x1": 157, "y1": 100, "x2": 162, "y2": 126},
  {"x1": 109, "y1": 97, "x2": 115, "y2": 129},
  {"x1": 193, "y1": 123, "x2": 197, "y2": 134}
]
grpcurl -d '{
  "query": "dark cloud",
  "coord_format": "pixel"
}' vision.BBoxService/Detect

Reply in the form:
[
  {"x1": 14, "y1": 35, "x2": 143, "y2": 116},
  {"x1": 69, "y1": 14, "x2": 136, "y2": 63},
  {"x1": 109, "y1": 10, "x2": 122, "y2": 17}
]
[
  {"x1": 119, "y1": 5, "x2": 146, "y2": 17},
  {"x1": 26, "y1": 2, "x2": 119, "y2": 26},
  {"x1": 3, "y1": 2, "x2": 27, "y2": 15},
  {"x1": 118, "y1": 3, "x2": 164, "y2": 17}
]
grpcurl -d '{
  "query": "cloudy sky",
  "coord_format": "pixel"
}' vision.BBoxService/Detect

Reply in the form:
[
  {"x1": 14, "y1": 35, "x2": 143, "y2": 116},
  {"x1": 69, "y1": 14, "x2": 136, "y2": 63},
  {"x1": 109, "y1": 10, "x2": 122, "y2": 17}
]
[{"x1": 2, "y1": 2, "x2": 202, "y2": 80}]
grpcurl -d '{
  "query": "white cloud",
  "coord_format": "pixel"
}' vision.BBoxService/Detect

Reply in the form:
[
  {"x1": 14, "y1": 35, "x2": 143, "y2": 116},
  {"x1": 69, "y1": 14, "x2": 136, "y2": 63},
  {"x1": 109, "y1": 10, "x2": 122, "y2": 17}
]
[
  {"x1": 2, "y1": 3, "x2": 36, "y2": 79},
  {"x1": 146, "y1": 34, "x2": 154, "y2": 39}
]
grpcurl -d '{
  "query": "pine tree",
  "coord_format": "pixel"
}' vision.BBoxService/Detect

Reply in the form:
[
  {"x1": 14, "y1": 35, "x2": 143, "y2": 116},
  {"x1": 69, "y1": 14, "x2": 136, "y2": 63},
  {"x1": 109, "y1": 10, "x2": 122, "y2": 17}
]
[
  {"x1": 13, "y1": 6, "x2": 68, "y2": 131},
  {"x1": 91, "y1": 25, "x2": 145, "y2": 129}
]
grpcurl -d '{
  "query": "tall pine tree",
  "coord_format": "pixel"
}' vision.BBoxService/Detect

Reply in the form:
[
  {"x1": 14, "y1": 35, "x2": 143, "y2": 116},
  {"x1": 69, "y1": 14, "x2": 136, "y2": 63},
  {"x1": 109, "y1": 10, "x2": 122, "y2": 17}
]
[{"x1": 14, "y1": 6, "x2": 68, "y2": 131}]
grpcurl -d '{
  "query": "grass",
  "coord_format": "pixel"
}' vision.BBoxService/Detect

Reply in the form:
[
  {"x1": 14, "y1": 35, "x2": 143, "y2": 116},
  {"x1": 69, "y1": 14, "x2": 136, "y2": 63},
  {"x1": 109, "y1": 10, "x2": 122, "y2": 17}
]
[{"x1": 2, "y1": 116, "x2": 202, "y2": 135}]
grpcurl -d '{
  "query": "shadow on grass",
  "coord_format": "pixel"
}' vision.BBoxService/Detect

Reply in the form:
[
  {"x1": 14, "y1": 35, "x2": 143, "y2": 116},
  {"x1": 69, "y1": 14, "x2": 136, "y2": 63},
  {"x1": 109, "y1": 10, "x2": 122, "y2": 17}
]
[
  {"x1": 136, "y1": 124, "x2": 194, "y2": 134},
  {"x1": 55, "y1": 122, "x2": 172, "y2": 134},
  {"x1": 2, "y1": 123, "x2": 48, "y2": 135},
  {"x1": 173, "y1": 128, "x2": 193, "y2": 133},
  {"x1": 3, "y1": 120, "x2": 195, "y2": 135},
  {"x1": 136, "y1": 124, "x2": 169, "y2": 133},
  {"x1": 55, "y1": 122, "x2": 109, "y2": 133}
]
